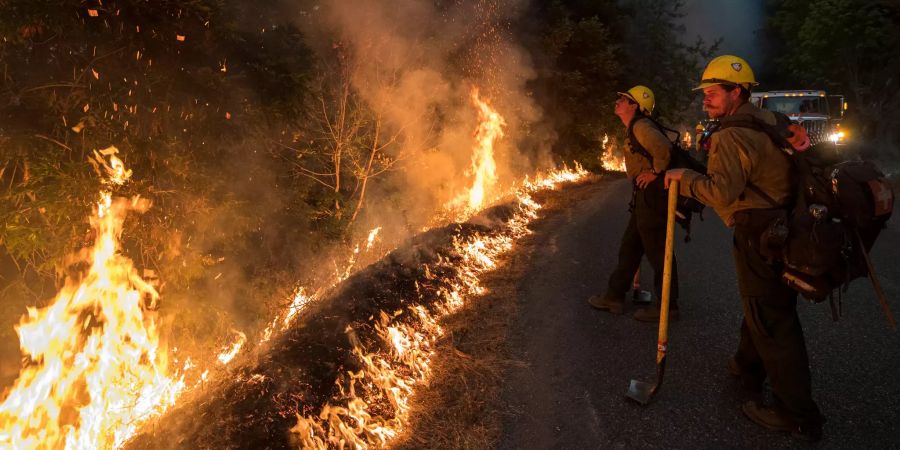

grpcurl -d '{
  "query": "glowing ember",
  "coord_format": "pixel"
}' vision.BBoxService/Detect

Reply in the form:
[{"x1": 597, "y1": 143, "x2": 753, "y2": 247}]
[
  {"x1": 599, "y1": 133, "x2": 626, "y2": 172},
  {"x1": 290, "y1": 165, "x2": 587, "y2": 448},
  {"x1": 0, "y1": 147, "x2": 184, "y2": 450}
]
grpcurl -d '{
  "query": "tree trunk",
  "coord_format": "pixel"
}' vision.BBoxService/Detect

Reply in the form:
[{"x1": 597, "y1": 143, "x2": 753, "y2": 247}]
[{"x1": 350, "y1": 119, "x2": 380, "y2": 225}]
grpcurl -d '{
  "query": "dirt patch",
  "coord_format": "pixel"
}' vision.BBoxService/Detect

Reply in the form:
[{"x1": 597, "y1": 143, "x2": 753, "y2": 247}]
[{"x1": 392, "y1": 176, "x2": 607, "y2": 449}]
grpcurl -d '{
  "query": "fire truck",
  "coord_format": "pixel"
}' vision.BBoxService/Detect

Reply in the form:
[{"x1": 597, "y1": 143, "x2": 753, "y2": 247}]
[{"x1": 750, "y1": 90, "x2": 849, "y2": 146}]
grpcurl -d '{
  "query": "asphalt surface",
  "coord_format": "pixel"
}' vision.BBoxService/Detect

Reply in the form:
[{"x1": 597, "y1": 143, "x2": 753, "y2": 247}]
[{"x1": 499, "y1": 176, "x2": 900, "y2": 449}]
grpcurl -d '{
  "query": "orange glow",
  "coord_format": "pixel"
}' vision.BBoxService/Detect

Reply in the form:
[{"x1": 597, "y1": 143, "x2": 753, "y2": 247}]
[
  {"x1": 217, "y1": 331, "x2": 247, "y2": 365},
  {"x1": 683, "y1": 131, "x2": 692, "y2": 148},
  {"x1": 290, "y1": 165, "x2": 587, "y2": 448},
  {"x1": 446, "y1": 87, "x2": 507, "y2": 214},
  {"x1": 600, "y1": 134, "x2": 626, "y2": 172},
  {"x1": 0, "y1": 147, "x2": 184, "y2": 449},
  {"x1": 466, "y1": 87, "x2": 505, "y2": 210}
]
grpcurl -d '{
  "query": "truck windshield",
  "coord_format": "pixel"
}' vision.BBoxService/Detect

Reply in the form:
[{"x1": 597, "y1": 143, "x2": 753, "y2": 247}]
[{"x1": 761, "y1": 96, "x2": 828, "y2": 115}]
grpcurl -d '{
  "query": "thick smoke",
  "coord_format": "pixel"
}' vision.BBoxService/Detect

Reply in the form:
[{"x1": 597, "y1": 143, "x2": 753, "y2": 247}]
[
  {"x1": 300, "y1": 0, "x2": 551, "y2": 238},
  {"x1": 0, "y1": 0, "x2": 555, "y2": 392}
]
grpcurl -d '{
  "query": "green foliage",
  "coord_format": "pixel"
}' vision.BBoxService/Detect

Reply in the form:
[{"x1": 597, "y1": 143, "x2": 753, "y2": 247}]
[
  {"x1": 0, "y1": 0, "x2": 321, "y2": 343},
  {"x1": 0, "y1": 0, "x2": 719, "y2": 361},
  {"x1": 523, "y1": 1, "x2": 620, "y2": 168},
  {"x1": 766, "y1": 0, "x2": 900, "y2": 150},
  {"x1": 617, "y1": 0, "x2": 718, "y2": 124},
  {"x1": 525, "y1": 0, "x2": 716, "y2": 169}
]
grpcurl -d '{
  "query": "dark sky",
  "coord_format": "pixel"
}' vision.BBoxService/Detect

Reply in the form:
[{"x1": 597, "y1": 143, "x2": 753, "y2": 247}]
[{"x1": 680, "y1": 0, "x2": 766, "y2": 71}]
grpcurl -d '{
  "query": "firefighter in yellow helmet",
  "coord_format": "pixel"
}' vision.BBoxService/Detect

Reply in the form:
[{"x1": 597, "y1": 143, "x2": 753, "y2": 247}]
[
  {"x1": 588, "y1": 85, "x2": 680, "y2": 322},
  {"x1": 618, "y1": 85, "x2": 655, "y2": 115},
  {"x1": 665, "y1": 55, "x2": 824, "y2": 440}
]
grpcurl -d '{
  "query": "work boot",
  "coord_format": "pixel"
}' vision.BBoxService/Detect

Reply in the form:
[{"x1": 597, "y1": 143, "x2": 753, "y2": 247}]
[
  {"x1": 741, "y1": 401, "x2": 823, "y2": 442},
  {"x1": 632, "y1": 305, "x2": 679, "y2": 322},
  {"x1": 587, "y1": 294, "x2": 624, "y2": 314},
  {"x1": 728, "y1": 357, "x2": 764, "y2": 393}
]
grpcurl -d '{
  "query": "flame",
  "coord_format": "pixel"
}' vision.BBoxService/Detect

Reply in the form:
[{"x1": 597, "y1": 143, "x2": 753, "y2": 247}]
[
  {"x1": 365, "y1": 227, "x2": 382, "y2": 252},
  {"x1": 258, "y1": 227, "x2": 384, "y2": 346},
  {"x1": 599, "y1": 134, "x2": 626, "y2": 172},
  {"x1": 283, "y1": 288, "x2": 312, "y2": 328},
  {"x1": 0, "y1": 148, "x2": 184, "y2": 449},
  {"x1": 259, "y1": 286, "x2": 313, "y2": 345},
  {"x1": 217, "y1": 331, "x2": 247, "y2": 365},
  {"x1": 290, "y1": 165, "x2": 587, "y2": 448},
  {"x1": 467, "y1": 87, "x2": 505, "y2": 209},
  {"x1": 457, "y1": 87, "x2": 506, "y2": 211}
]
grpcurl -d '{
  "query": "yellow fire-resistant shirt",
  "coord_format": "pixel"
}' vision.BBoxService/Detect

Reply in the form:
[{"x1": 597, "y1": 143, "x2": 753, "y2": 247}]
[
  {"x1": 678, "y1": 102, "x2": 794, "y2": 226},
  {"x1": 624, "y1": 117, "x2": 672, "y2": 182}
]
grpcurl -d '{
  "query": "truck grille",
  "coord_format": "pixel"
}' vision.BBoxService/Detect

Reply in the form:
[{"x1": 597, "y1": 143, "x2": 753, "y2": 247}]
[{"x1": 798, "y1": 119, "x2": 828, "y2": 146}]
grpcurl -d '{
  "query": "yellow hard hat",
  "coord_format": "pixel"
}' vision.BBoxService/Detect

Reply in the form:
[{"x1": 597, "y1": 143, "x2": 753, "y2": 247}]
[
  {"x1": 617, "y1": 85, "x2": 655, "y2": 115},
  {"x1": 694, "y1": 55, "x2": 758, "y2": 90}
]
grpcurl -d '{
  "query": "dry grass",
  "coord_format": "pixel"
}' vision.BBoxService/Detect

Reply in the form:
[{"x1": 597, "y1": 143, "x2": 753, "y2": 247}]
[
  {"x1": 392, "y1": 177, "x2": 600, "y2": 449},
  {"x1": 391, "y1": 264, "x2": 527, "y2": 449}
]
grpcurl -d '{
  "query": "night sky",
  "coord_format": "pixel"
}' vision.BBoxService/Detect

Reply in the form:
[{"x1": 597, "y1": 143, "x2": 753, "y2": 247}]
[{"x1": 680, "y1": 0, "x2": 766, "y2": 70}]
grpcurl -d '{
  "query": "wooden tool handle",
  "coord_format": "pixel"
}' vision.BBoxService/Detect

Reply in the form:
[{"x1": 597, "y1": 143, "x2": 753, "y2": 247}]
[{"x1": 657, "y1": 181, "x2": 678, "y2": 363}]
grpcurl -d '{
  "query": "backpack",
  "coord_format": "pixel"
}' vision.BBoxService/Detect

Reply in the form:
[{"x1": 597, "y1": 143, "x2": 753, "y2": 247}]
[
  {"x1": 627, "y1": 117, "x2": 708, "y2": 240},
  {"x1": 710, "y1": 112, "x2": 896, "y2": 324}
]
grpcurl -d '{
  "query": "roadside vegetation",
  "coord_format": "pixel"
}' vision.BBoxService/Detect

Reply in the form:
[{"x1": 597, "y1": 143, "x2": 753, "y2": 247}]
[{"x1": 4, "y1": 0, "x2": 896, "y2": 392}]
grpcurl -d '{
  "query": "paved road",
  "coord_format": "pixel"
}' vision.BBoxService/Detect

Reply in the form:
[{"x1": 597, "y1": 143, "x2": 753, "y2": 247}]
[{"x1": 499, "y1": 176, "x2": 900, "y2": 449}]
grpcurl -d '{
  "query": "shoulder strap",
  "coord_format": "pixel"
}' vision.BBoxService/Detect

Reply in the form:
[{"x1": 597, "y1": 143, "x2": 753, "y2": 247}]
[
  {"x1": 626, "y1": 117, "x2": 656, "y2": 164},
  {"x1": 714, "y1": 112, "x2": 795, "y2": 208},
  {"x1": 718, "y1": 112, "x2": 794, "y2": 150},
  {"x1": 651, "y1": 120, "x2": 682, "y2": 145}
]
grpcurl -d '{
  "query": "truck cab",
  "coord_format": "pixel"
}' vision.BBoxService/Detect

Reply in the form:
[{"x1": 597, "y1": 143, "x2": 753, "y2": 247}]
[{"x1": 751, "y1": 90, "x2": 849, "y2": 145}]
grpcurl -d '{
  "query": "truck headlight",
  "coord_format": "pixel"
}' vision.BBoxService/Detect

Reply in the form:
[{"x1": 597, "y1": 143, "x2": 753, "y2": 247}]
[{"x1": 828, "y1": 131, "x2": 846, "y2": 143}]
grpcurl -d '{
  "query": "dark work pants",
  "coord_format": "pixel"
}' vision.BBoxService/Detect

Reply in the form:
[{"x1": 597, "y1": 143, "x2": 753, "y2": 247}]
[
  {"x1": 732, "y1": 211, "x2": 822, "y2": 425},
  {"x1": 605, "y1": 179, "x2": 679, "y2": 307}
]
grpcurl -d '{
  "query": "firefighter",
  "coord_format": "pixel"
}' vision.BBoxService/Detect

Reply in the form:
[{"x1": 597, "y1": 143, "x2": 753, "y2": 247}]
[
  {"x1": 664, "y1": 55, "x2": 824, "y2": 440},
  {"x1": 587, "y1": 85, "x2": 680, "y2": 322}
]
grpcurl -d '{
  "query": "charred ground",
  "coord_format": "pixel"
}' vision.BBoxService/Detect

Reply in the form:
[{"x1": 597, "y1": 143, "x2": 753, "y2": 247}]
[{"x1": 126, "y1": 178, "x2": 596, "y2": 449}]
